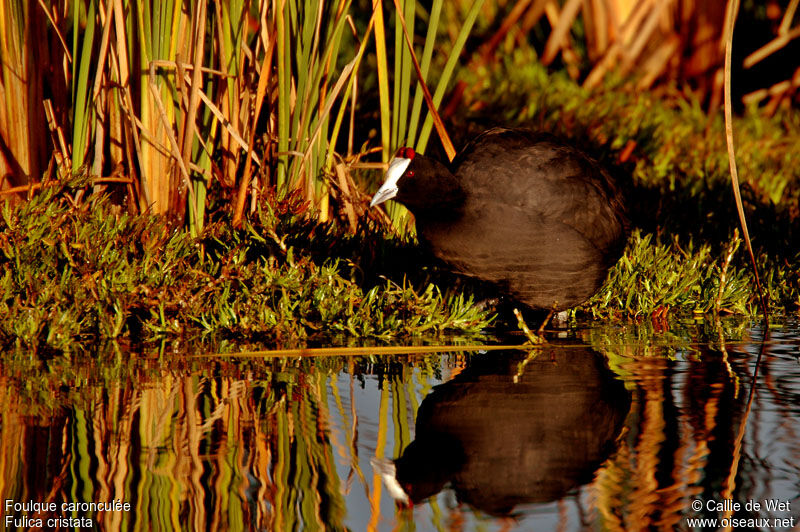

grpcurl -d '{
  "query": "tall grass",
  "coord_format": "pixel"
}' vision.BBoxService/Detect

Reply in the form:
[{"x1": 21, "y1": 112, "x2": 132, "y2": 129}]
[
  {"x1": 0, "y1": 1, "x2": 795, "y2": 231},
  {"x1": 372, "y1": 0, "x2": 484, "y2": 230}
]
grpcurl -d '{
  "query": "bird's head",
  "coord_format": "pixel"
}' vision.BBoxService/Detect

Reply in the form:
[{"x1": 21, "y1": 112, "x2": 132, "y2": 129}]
[{"x1": 370, "y1": 147, "x2": 416, "y2": 208}]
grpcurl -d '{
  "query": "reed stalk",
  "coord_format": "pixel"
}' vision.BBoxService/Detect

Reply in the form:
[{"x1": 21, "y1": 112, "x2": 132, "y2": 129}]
[
  {"x1": 0, "y1": 0, "x2": 794, "y2": 232},
  {"x1": 0, "y1": 1, "x2": 49, "y2": 188}
]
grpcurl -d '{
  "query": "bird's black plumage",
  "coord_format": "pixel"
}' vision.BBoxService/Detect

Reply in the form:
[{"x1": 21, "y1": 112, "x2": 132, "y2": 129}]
[{"x1": 371, "y1": 128, "x2": 628, "y2": 310}]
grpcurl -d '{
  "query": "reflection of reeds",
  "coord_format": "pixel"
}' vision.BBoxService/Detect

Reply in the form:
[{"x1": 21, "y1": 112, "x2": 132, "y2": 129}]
[
  {"x1": 0, "y1": 366, "x2": 315, "y2": 529},
  {"x1": 0, "y1": 351, "x2": 479, "y2": 529},
  {"x1": 586, "y1": 325, "x2": 798, "y2": 531},
  {"x1": 0, "y1": 382, "x2": 24, "y2": 503},
  {"x1": 2, "y1": 344, "x2": 799, "y2": 529}
]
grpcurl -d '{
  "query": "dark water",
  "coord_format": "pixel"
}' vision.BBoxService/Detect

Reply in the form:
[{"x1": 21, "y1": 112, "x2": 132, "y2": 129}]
[{"x1": 1, "y1": 320, "x2": 799, "y2": 531}]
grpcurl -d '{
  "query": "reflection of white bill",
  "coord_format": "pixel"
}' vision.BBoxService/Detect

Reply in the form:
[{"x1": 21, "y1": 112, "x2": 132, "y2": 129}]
[{"x1": 370, "y1": 456, "x2": 409, "y2": 505}]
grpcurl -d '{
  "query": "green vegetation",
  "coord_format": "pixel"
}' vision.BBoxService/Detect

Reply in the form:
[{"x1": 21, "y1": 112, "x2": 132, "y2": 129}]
[
  {"x1": 0, "y1": 180, "x2": 492, "y2": 353},
  {"x1": 0, "y1": 1, "x2": 798, "y2": 353},
  {"x1": 588, "y1": 231, "x2": 752, "y2": 318}
]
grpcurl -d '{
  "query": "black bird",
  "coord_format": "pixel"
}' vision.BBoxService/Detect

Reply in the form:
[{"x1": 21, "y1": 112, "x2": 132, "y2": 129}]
[{"x1": 370, "y1": 128, "x2": 628, "y2": 311}]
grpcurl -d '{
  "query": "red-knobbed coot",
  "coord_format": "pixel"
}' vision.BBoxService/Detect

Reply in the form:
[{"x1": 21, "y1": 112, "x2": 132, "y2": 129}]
[{"x1": 370, "y1": 127, "x2": 628, "y2": 310}]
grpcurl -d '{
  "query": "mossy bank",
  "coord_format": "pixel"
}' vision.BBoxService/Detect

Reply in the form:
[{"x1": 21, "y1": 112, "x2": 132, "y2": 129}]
[{"x1": 0, "y1": 183, "x2": 493, "y2": 354}]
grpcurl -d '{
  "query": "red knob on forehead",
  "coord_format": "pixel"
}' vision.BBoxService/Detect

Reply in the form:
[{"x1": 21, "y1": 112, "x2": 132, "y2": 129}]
[{"x1": 395, "y1": 147, "x2": 415, "y2": 160}]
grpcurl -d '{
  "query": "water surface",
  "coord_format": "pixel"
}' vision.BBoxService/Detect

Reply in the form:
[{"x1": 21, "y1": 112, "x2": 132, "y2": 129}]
[{"x1": 1, "y1": 320, "x2": 799, "y2": 531}]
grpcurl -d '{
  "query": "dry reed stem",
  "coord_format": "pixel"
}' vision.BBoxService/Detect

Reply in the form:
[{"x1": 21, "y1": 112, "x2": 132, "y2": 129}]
[
  {"x1": 743, "y1": 66, "x2": 800, "y2": 107},
  {"x1": 147, "y1": 62, "x2": 197, "y2": 213},
  {"x1": 0, "y1": 183, "x2": 43, "y2": 196},
  {"x1": 109, "y1": 0, "x2": 147, "y2": 211},
  {"x1": 743, "y1": 24, "x2": 800, "y2": 69},
  {"x1": 743, "y1": 26, "x2": 800, "y2": 68},
  {"x1": 586, "y1": 0, "x2": 609, "y2": 60},
  {"x1": 722, "y1": 0, "x2": 769, "y2": 319},
  {"x1": 583, "y1": 0, "x2": 658, "y2": 88},
  {"x1": 91, "y1": 3, "x2": 117, "y2": 180},
  {"x1": 542, "y1": 1, "x2": 581, "y2": 79},
  {"x1": 36, "y1": 0, "x2": 71, "y2": 62},
  {"x1": 617, "y1": 0, "x2": 654, "y2": 45},
  {"x1": 620, "y1": 0, "x2": 672, "y2": 75},
  {"x1": 0, "y1": 1, "x2": 46, "y2": 185},
  {"x1": 179, "y1": 0, "x2": 206, "y2": 185},
  {"x1": 233, "y1": 23, "x2": 275, "y2": 228},
  {"x1": 299, "y1": 57, "x2": 358, "y2": 188},
  {"x1": 520, "y1": 0, "x2": 548, "y2": 33},
  {"x1": 542, "y1": 0, "x2": 582, "y2": 65},
  {"x1": 175, "y1": 70, "x2": 257, "y2": 163},
  {"x1": 779, "y1": 0, "x2": 799, "y2": 34},
  {"x1": 637, "y1": 35, "x2": 679, "y2": 89},
  {"x1": 92, "y1": 1, "x2": 114, "y2": 101},
  {"x1": 43, "y1": 99, "x2": 69, "y2": 175},
  {"x1": 149, "y1": 59, "x2": 227, "y2": 77},
  {"x1": 334, "y1": 161, "x2": 357, "y2": 232},
  {"x1": 477, "y1": 0, "x2": 535, "y2": 65}
]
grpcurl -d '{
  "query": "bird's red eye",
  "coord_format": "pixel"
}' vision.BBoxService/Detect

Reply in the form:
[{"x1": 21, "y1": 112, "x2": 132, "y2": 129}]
[
  {"x1": 406, "y1": 170, "x2": 415, "y2": 177},
  {"x1": 395, "y1": 147, "x2": 415, "y2": 160}
]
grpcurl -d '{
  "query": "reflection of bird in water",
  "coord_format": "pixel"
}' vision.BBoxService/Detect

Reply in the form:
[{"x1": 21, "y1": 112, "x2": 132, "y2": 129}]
[{"x1": 372, "y1": 345, "x2": 630, "y2": 516}]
